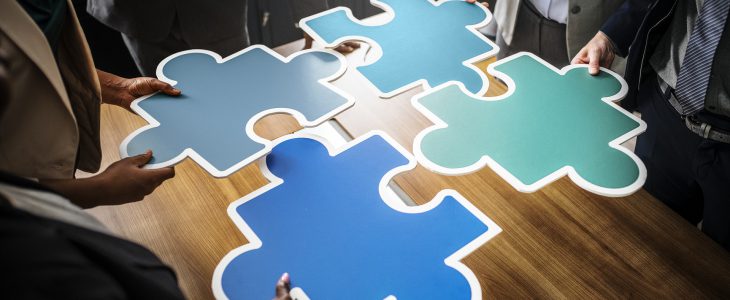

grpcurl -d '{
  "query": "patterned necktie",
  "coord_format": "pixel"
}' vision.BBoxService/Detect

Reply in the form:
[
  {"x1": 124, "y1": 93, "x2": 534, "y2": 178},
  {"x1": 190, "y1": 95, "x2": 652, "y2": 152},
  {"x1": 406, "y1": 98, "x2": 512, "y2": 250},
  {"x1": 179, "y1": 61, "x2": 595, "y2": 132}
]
[{"x1": 674, "y1": 0, "x2": 730, "y2": 116}]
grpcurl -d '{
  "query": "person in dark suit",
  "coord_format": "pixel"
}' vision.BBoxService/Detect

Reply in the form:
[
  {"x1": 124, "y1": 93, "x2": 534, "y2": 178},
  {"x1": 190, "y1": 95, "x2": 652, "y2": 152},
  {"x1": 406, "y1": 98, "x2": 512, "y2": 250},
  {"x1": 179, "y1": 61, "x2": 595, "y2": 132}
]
[
  {"x1": 572, "y1": 0, "x2": 730, "y2": 250},
  {"x1": 0, "y1": 171, "x2": 295, "y2": 299},
  {"x1": 87, "y1": 0, "x2": 359, "y2": 76}
]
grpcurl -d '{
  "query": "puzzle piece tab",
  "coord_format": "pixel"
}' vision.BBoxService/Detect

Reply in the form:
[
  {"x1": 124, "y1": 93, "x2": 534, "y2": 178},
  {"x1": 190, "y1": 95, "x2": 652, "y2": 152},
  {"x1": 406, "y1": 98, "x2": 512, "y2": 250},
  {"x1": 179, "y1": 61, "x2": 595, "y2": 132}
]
[
  {"x1": 301, "y1": 0, "x2": 496, "y2": 97},
  {"x1": 413, "y1": 53, "x2": 647, "y2": 197},
  {"x1": 213, "y1": 132, "x2": 501, "y2": 299},
  {"x1": 120, "y1": 46, "x2": 354, "y2": 177}
]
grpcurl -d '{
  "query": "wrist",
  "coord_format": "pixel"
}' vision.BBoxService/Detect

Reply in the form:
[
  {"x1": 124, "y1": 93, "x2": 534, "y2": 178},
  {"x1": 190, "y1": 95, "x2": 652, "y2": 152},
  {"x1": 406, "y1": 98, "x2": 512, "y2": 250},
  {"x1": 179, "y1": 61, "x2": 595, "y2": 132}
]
[{"x1": 97, "y1": 70, "x2": 129, "y2": 106}]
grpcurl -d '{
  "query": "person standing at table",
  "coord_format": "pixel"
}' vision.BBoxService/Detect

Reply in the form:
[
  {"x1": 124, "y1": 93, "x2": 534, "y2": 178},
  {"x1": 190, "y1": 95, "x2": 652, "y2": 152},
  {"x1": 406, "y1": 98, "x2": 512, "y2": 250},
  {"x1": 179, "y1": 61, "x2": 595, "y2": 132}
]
[
  {"x1": 492, "y1": 0, "x2": 624, "y2": 68},
  {"x1": 0, "y1": 0, "x2": 180, "y2": 207},
  {"x1": 0, "y1": 4, "x2": 297, "y2": 297},
  {"x1": 87, "y1": 0, "x2": 359, "y2": 77},
  {"x1": 572, "y1": 0, "x2": 730, "y2": 251}
]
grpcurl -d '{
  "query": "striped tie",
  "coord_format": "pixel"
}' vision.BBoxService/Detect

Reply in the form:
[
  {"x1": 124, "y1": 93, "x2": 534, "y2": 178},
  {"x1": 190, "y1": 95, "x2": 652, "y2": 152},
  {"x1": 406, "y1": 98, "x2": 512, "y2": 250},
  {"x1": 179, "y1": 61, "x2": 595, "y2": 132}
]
[{"x1": 674, "y1": 0, "x2": 730, "y2": 116}]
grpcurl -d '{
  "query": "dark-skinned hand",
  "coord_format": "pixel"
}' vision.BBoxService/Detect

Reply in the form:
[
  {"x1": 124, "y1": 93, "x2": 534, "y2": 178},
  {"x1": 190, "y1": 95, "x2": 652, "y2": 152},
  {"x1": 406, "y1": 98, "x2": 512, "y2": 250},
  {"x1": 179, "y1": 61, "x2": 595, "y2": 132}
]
[
  {"x1": 98, "y1": 70, "x2": 181, "y2": 112},
  {"x1": 303, "y1": 32, "x2": 361, "y2": 53},
  {"x1": 95, "y1": 151, "x2": 175, "y2": 206},
  {"x1": 273, "y1": 273, "x2": 292, "y2": 300},
  {"x1": 42, "y1": 151, "x2": 175, "y2": 208}
]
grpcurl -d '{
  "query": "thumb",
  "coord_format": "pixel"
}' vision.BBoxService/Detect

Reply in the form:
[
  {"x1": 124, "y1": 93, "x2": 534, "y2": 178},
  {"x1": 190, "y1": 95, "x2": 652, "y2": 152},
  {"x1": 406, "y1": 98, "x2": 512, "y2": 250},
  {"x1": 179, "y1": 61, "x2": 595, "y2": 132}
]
[
  {"x1": 129, "y1": 150, "x2": 153, "y2": 167},
  {"x1": 274, "y1": 273, "x2": 291, "y2": 299},
  {"x1": 148, "y1": 79, "x2": 181, "y2": 96}
]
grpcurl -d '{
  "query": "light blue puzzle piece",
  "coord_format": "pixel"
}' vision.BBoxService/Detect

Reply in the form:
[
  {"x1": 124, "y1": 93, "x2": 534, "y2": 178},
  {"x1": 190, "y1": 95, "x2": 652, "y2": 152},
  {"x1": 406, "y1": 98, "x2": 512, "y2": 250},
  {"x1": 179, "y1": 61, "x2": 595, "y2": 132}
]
[
  {"x1": 300, "y1": 0, "x2": 497, "y2": 97},
  {"x1": 213, "y1": 131, "x2": 501, "y2": 300},
  {"x1": 120, "y1": 46, "x2": 354, "y2": 177},
  {"x1": 413, "y1": 53, "x2": 647, "y2": 197}
]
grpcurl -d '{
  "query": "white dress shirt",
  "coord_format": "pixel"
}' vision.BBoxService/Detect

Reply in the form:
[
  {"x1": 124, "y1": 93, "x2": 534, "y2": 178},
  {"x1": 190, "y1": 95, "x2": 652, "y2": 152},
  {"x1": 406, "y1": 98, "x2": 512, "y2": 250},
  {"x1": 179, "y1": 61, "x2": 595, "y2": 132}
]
[{"x1": 529, "y1": 0, "x2": 569, "y2": 24}]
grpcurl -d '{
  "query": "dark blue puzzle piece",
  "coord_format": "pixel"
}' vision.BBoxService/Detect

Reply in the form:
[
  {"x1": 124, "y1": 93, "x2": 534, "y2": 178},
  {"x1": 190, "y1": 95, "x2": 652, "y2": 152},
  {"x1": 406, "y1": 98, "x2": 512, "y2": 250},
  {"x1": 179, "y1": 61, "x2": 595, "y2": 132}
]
[
  {"x1": 213, "y1": 132, "x2": 501, "y2": 299},
  {"x1": 120, "y1": 46, "x2": 354, "y2": 177},
  {"x1": 301, "y1": 0, "x2": 497, "y2": 97}
]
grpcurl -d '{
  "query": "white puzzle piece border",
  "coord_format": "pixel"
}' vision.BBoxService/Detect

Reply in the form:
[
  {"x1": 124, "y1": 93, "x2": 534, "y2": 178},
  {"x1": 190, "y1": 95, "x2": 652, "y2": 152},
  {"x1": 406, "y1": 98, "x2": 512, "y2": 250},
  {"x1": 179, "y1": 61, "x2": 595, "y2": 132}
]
[
  {"x1": 412, "y1": 52, "x2": 648, "y2": 197},
  {"x1": 299, "y1": 0, "x2": 499, "y2": 99},
  {"x1": 212, "y1": 130, "x2": 502, "y2": 300},
  {"x1": 119, "y1": 45, "x2": 356, "y2": 178}
]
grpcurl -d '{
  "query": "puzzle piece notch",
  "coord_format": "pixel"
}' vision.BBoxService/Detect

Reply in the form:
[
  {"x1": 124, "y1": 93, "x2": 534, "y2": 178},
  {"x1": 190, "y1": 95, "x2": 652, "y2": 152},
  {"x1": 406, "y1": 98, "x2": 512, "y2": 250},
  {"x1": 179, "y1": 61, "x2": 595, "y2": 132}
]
[
  {"x1": 301, "y1": 0, "x2": 496, "y2": 97},
  {"x1": 121, "y1": 46, "x2": 354, "y2": 177},
  {"x1": 414, "y1": 53, "x2": 646, "y2": 196},
  {"x1": 215, "y1": 132, "x2": 500, "y2": 299}
]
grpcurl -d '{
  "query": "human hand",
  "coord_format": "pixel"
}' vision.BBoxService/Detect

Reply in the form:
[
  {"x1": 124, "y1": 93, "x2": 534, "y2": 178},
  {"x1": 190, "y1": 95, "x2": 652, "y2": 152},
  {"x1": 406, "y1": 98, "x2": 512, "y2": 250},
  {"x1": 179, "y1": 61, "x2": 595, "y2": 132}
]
[
  {"x1": 466, "y1": 0, "x2": 490, "y2": 9},
  {"x1": 303, "y1": 33, "x2": 360, "y2": 53},
  {"x1": 97, "y1": 70, "x2": 181, "y2": 112},
  {"x1": 571, "y1": 31, "x2": 616, "y2": 75},
  {"x1": 93, "y1": 151, "x2": 175, "y2": 206},
  {"x1": 273, "y1": 273, "x2": 292, "y2": 300}
]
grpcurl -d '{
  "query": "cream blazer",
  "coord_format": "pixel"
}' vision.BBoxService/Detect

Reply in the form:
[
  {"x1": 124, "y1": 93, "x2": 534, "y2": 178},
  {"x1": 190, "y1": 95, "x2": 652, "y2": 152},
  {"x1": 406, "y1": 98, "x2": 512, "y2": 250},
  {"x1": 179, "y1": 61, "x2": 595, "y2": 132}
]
[
  {"x1": 494, "y1": 0, "x2": 624, "y2": 59},
  {"x1": 0, "y1": 0, "x2": 102, "y2": 179}
]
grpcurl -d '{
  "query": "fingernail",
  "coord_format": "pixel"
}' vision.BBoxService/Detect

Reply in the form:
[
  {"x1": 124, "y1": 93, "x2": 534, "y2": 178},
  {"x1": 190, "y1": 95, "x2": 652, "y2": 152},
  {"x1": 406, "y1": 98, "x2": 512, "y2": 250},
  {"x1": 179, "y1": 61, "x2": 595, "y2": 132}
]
[
  {"x1": 172, "y1": 88, "x2": 181, "y2": 94},
  {"x1": 146, "y1": 149, "x2": 152, "y2": 155},
  {"x1": 280, "y1": 272, "x2": 289, "y2": 281}
]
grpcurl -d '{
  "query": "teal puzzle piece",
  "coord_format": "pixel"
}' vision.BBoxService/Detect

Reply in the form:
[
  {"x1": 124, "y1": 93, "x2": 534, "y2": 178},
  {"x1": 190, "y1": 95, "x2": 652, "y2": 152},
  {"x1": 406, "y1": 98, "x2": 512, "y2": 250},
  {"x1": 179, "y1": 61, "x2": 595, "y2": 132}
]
[
  {"x1": 213, "y1": 132, "x2": 501, "y2": 300},
  {"x1": 120, "y1": 46, "x2": 354, "y2": 178},
  {"x1": 300, "y1": 0, "x2": 497, "y2": 97},
  {"x1": 413, "y1": 53, "x2": 647, "y2": 197}
]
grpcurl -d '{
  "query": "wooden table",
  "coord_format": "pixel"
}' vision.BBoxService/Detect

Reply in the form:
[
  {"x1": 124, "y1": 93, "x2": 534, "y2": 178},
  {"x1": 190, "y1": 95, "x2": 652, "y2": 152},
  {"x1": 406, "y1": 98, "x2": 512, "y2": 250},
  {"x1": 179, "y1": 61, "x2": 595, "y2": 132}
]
[{"x1": 87, "y1": 39, "x2": 730, "y2": 299}]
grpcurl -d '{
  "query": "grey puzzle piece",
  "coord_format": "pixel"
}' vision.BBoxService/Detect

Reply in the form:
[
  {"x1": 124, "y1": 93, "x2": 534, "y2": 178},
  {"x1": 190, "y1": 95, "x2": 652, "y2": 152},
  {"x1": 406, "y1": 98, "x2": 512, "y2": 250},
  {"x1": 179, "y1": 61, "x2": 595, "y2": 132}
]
[{"x1": 121, "y1": 46, "x2": 354, "y2": 177}]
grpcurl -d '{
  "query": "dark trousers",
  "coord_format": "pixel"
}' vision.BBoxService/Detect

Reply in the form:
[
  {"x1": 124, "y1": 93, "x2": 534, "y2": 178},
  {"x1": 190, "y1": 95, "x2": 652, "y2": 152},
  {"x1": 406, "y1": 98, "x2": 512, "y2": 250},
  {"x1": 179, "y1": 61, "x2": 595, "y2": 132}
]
[
  {"x1": 635, "y1": 75, "x2": 730, "y2": 251},
  {"x1": 496, "y1": 0, "x2": 569, "y2": 68}
]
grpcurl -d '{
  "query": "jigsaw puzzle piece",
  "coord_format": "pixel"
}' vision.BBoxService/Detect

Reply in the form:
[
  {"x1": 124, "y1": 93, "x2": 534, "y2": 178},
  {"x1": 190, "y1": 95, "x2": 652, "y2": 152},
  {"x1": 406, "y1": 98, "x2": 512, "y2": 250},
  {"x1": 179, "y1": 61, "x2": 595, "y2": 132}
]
[
  {"x1": 301, "y1": 0, "x2": 496, "y2": 96},
  {"x1": 121, "y1": 46, "x2": 354, "y2": 177},
  {"x1": 414, "y1": 53, "x2": 646, "y2": 196},
  {"x1": 215, "y1": 132, "x2": 500, "y2": 299}
]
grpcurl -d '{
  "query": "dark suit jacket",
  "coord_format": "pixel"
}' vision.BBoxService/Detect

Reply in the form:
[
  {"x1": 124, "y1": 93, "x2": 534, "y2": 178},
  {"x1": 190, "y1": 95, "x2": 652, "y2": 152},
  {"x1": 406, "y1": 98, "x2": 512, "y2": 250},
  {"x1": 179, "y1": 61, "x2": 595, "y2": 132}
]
[
  {"x1": 87, "y1": 0, "x2": 248, "y2": 46},
  {"x1": 0, "y1": 173, "x2": 185, "y2": 300},
  {"x1": 600, "y1": 0, "x2": 670, "y2": 110},
  {"x1": 86, "y1": 0, "x2": 328, "y2": 47},
  {"x1": 601, "y1": 0, "x2": 730, "y2": 117}
]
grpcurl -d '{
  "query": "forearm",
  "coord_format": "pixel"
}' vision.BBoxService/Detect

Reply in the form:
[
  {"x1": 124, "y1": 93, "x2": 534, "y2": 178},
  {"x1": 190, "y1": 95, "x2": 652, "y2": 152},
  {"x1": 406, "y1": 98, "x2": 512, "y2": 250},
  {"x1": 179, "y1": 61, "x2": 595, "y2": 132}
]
[{"x1": 41, "y1": 177, "x2": 105, "y2": 209}]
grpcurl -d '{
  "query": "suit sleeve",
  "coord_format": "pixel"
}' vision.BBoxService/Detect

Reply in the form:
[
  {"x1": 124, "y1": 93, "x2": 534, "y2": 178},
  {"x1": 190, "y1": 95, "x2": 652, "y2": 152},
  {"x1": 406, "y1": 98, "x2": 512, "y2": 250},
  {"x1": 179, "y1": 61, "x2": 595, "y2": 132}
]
[
  {"x1": 288, "y1": 0, "x2": 330, "y2": 24},
  {"x1": 0, "y1": 215, "x2": 126, "y2": 299},
  {"x1": 600, "y1": 0, "x2": 655, "y2": 57}
]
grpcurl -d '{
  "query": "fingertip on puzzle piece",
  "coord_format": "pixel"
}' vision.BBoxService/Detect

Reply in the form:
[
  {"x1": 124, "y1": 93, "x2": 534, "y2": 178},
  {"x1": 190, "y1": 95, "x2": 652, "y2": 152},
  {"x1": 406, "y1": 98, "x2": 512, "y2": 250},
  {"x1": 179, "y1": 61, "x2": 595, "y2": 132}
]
[
  {"x1": 214, "y1": 131, "x2": 501, "y2": 299},
  {"x1": 120, "y1": 46, "x2": 355, "y2": 177},
  {"x1": 300, "y1": 0, "x2": 498, "y2": 98}
]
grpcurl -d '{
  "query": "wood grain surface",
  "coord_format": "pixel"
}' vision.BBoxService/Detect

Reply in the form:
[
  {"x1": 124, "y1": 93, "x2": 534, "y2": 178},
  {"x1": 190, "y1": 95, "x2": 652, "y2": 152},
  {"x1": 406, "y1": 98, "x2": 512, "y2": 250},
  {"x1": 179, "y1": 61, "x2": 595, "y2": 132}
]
[{"x1": 86, "y1": 41, "x2": 730, "y2": 299}]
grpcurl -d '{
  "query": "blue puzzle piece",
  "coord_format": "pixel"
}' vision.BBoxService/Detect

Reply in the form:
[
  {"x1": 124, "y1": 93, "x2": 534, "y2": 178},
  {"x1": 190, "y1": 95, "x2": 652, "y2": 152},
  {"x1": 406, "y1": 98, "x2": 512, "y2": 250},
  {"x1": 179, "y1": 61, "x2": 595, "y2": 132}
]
[
  {"x1": 413, "y1": 53, "x2": 647, "y2": 197},
  {"x1": 300, "y1": 0, "x2": 497, "y2": 97},
  {"x1": 213, "y1": 132, "x2": 501, "y2": 299},
  {"x1": 120, "y1": 46, "x2": 354, "y2": 177}
]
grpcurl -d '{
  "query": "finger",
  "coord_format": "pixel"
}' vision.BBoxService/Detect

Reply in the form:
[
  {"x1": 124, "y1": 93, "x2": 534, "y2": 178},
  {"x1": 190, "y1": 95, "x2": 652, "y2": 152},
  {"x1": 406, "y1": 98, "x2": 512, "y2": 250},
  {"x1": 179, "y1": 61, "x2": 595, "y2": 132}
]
[
  {"x1": 129, "y1": 150, "x2": 153, "y2": 167},
  {"x1": 587, "y1": 48, "x2": 601, "y2": 75},
  {"x1": 275, "y1": 273, "x2": 291, "y2": 298},
  {"x1": 570, "y1": 50, "x2": 587, "y2": 65},
  {"x1": 149, "y1": 79, "x2": 181, "y2": 96},
  {"x1": 147, "y1": 167, "x2": 175, "y2": 182},
  {"x1": 345, "y1": 42, "x2": 361, "y2": 49},
  {"x1": 335, "y1": 45, "x2": 354, "y2": 53},
  {"x1": 466, "y1": 0, "x2": 477, "y2": 3}
]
